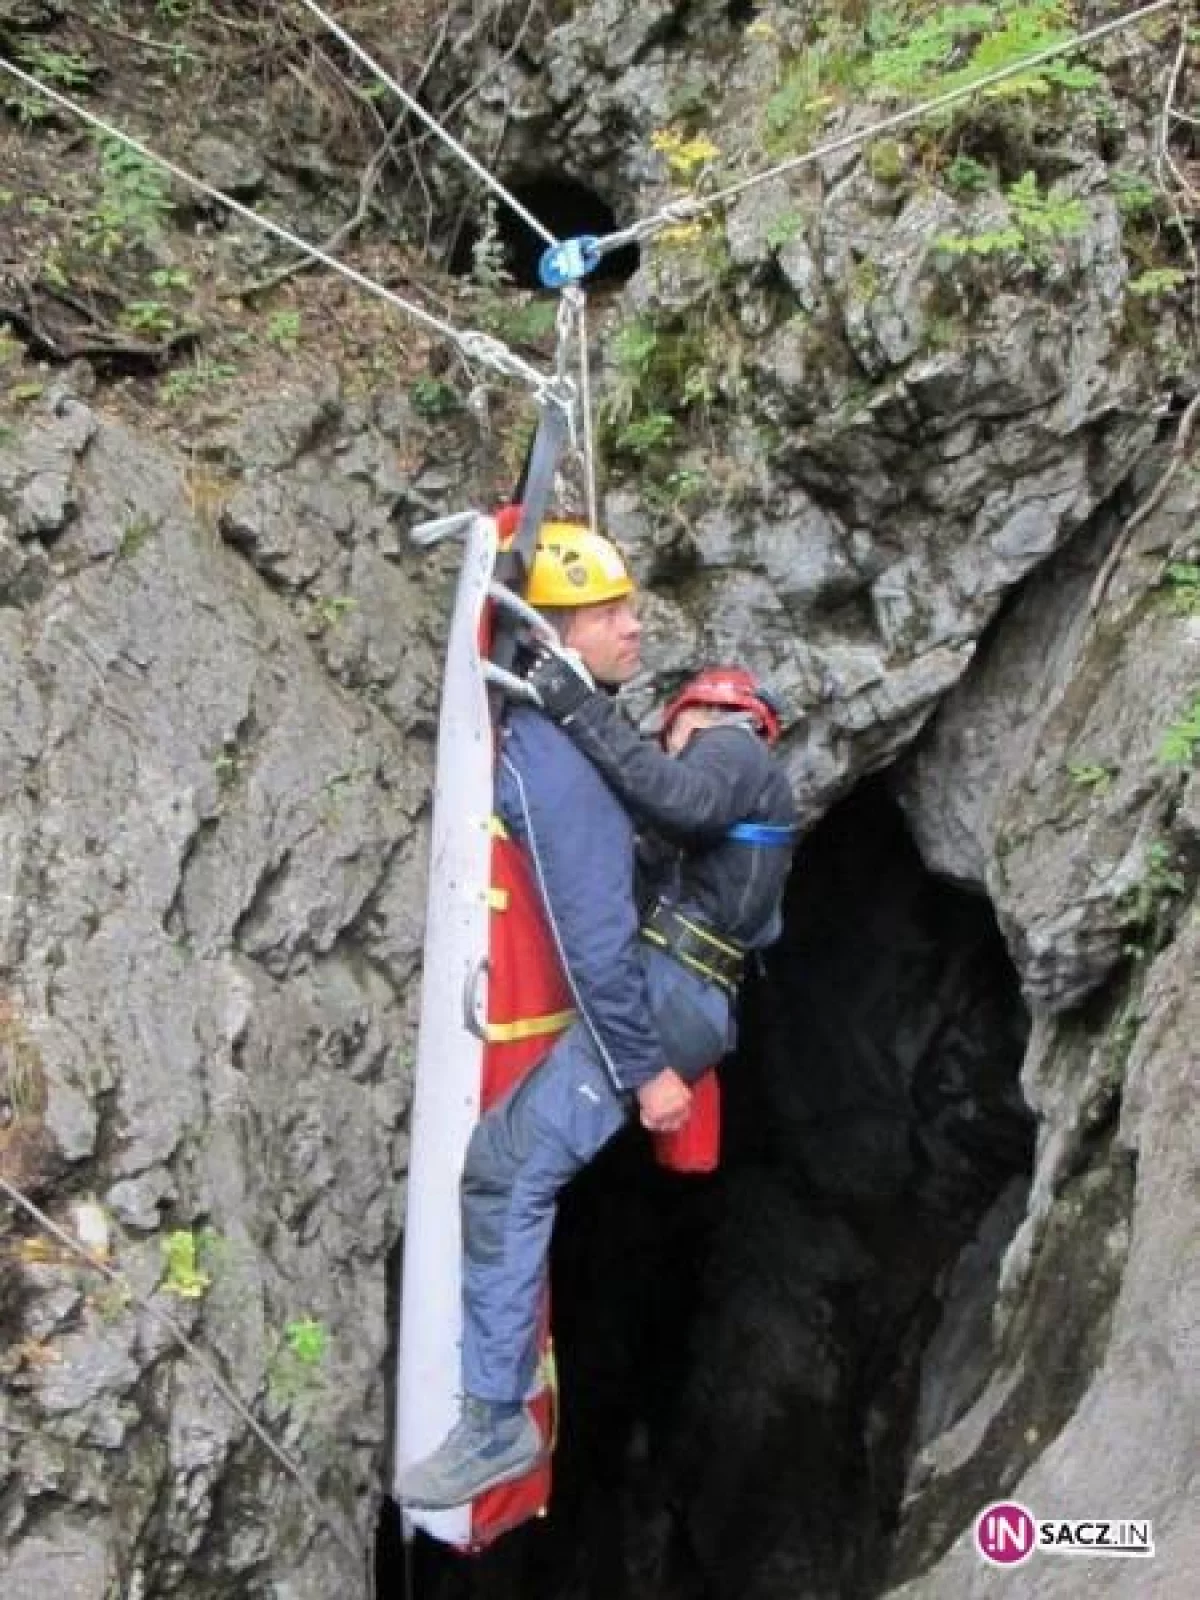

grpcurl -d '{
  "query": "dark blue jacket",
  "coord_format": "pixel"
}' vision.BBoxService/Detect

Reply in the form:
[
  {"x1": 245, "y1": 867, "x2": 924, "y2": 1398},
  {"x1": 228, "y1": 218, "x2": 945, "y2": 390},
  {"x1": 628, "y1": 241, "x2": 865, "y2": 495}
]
[
  {"x1": 496, "y1": 705, "x2": 667, "y2": 1093},
  {"x1": 557, "y1": 695, "x2": 797, "y2": 948}
]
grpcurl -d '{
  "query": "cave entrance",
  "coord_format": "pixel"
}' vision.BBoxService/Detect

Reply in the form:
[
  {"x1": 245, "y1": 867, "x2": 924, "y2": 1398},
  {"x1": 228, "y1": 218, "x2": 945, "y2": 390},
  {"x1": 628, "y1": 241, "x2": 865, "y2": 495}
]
[
  {"x1": 447, "y1": 174, "x2": 641, "y2": 290},
  {"x1": 382, "y1": 779, "x2": 1034, "y2": 1599}
]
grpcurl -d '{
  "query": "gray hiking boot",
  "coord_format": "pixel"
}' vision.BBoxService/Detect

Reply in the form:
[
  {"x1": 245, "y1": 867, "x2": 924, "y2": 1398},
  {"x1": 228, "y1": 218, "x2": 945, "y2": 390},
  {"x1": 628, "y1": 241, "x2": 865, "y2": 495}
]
[{"x1": 399, "y1": 1397, "x2": 544, "y2": 1509}]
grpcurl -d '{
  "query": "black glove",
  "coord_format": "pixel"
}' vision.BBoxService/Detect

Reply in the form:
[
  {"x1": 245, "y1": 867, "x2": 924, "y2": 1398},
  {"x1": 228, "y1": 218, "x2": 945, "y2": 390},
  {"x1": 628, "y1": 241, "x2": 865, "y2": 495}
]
[{"x1": 526, "y1": 645, "x2": 594, "y2": 722}]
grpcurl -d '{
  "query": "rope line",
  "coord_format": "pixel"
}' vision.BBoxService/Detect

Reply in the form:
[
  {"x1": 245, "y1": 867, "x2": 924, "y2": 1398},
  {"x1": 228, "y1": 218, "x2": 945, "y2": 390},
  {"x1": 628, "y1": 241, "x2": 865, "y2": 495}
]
[
  {"x1": 577, "y1": 293, "x2": 600, "y2": 534},
  {"x1": 294, "y1": 0, "x2": 559, "y2": 250},
  {"x1": 0, "y1": 1173, "x2": 362, "y2": 1566},
  {"x1": 0, "y1": 54, "x2": 552, "y2": 394},
  {"x1": 593, "y1": 0, "x2": 1176, "y2": 257}
]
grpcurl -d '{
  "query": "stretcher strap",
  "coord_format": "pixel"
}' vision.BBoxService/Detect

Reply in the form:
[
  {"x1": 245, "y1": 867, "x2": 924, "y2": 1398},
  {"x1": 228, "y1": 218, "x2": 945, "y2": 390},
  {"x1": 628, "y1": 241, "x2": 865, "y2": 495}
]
[{"x1": 485, "y1": 1008, "x2": 577, "y2": 1043}]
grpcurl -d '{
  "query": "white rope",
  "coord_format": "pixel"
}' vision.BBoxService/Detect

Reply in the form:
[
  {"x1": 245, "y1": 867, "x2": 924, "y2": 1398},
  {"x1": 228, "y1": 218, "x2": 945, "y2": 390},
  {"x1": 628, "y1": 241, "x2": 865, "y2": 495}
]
[
  {"x1": 549, "y1": 286, "x2": 597, "y2": 526},
  {"x1": 594, "y1": 0, "x2": 1176, "y2": 257},
  {"x1": 0, "y1": 1173, "x2": 362, "y2": 1565},
  {"x1": 0, "y1": 54, "x2": 552, "y2": 395},
  {"x1": 577, "y1": 292, "x2": 600, "y2": 534},
  {"x1": 294, "y1": 0, "x2": 560, "y2": 250}
]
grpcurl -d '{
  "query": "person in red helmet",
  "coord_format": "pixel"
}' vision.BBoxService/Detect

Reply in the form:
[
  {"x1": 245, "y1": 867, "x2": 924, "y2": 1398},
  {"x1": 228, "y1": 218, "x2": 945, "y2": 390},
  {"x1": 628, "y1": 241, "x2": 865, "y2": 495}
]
[{"x1": 524, "y1": 650, "x2": 797, "y2": 999}]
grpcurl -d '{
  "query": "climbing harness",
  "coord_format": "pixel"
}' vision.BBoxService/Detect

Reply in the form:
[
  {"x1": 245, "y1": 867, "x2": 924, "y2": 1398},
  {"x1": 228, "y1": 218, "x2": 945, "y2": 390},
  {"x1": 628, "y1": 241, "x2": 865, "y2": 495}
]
[{"x1": 640, "y1": 903, "x2": 746, "y2": 994}]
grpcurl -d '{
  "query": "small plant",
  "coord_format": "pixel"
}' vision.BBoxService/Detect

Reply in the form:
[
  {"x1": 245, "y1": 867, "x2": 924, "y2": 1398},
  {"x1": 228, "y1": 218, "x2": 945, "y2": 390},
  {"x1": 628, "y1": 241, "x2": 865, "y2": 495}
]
[
  {"x1": 615, "y1": 412, "x2": 676, "y2": 458},
  {"x1": 866, "y1": 139, "x2": 906, "y2": 183},
  {"x1": 936, "y1": 171, "x2": 1088, "y2": 262},
  {"x1": 312, "y1": 594, "x2": 356, "y2": 629},
  {"x1": 161, "y1": 359, "x2": 237, "y2": 403},
  {"x1": 763, "y1": 57, "x2": 838, "y2": 152},
  {"x1": 1110, "y1": 171, "x2": 1159, "y2": 219},
  {"x1": 945, "y1": 154, "x2": 994, "y2": 194},
  {"x1": 602, "y1": 309, "x2": 732, "y2": 464},
  {"x1": 869, "y1": 2, "x2": 1099, "y2": 102},
  {"x1": 119, "y1": 513, "x2": 158, "y2": 558},
  {"x1": 478, "y1": 297, "x2": 558, "y2": 346},
  {"x1": 284, "y1": 1316, "x2": 329, "y2": 1366},
  {"x1": 470, "y1": 197, "x2": 511, "y2": 292},
  {"x1": 265, "y1": 310, "x2": 302, "y2": 352},
  {"x1": 1067, "y1": 761, "x2": 1114, "y2": 796},
  {"x1": 1159, "y1": 562, "x2": 1200, "y2": 616},
  {"x1": 0, "y1": 998, "x2": 45, "y2": 1122},
  {"x1": 159, "y1": 1229, "x2": 215, "y2": 1299},
  {"x1": 3, "y1": 85, "x2": 52, "y2": 125},
  {"x1": 1157, "y1": 694, "x2": 1200, "y2": 766},
  {"x1": 91, "y1": 1282, "x2": 134, "y2": 1322},
  {"x1": 661, "y1": 467, "x2": 706, "y2": 507},
  {"x1": 650, "y1": 127, "x2": 721, "y2": 184},
  {"x1": 1121, "y1": 839, "x2": 1187, "y2": 957},
  {"x1": 17, "y1": 42, "x2": 95, "y2": 89},
  {"x1": 120, "y1": 300, "x2": 178, "y2": 336},
  {"x1": 213, "y1": 750, "x2": 241, "y2": 788},
  {"x1": 1127, "y1": 268, "x2": 1187, "y2": 300},
  {"x1": 85, "y1": 137, "x2": 173, "y2": 257},
  {"x1": 409, "y1": 375, "x2": 460, "y2": 418},
  {"x1": 764, "y1": 211, "x2": 803, "y2": 251},
  {"x1": 150, "y1": 267, "x2": 193, "y2": 292},
  {"x1": 267, "y1": 1315, "x2": 330, "y2": 1407}
]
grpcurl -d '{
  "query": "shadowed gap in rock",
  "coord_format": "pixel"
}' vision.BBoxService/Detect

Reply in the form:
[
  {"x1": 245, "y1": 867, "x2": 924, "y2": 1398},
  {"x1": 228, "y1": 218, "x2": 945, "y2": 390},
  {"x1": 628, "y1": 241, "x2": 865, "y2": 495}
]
[
  {"x1": 380, "y1": 779, "x2": 1034, "y2": 1599},
  {"x1": 447, "y1": 176, "x2": 641, "y2": 290}
]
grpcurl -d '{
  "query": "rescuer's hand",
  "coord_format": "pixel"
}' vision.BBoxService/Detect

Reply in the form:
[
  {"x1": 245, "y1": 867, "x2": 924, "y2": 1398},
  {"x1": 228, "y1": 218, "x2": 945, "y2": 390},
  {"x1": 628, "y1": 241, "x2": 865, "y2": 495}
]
[
  {"x1": 636, "y1": 1068, "x2": 692, "y2": 1133},
  {"x1": 526, "y1": 645, "x2": 594, "y2": 722}
]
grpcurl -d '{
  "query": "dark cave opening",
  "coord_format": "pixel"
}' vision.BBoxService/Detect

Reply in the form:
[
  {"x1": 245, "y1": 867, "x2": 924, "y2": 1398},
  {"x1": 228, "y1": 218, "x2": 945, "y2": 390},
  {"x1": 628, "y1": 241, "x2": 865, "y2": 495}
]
[
  {"x1": 380, "y1": 779, "x2": 1034, "y2": 1599},
  {"x1": 447, "y1": 175, "x2": 641, "y2": 290}
]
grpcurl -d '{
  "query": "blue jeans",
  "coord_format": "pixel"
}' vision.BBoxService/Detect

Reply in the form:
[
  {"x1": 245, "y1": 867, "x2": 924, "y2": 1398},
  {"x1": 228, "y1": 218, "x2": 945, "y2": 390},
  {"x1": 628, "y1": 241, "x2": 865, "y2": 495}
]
[{"x1": 461, "y1": 945, "x2": 729, "y2": 1403}]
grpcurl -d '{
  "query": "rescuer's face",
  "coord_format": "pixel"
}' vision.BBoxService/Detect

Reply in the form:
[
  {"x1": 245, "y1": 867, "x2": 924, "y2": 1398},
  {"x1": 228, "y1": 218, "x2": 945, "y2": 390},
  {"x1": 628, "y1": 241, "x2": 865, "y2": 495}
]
[{"x1": 562, "y1": 595, "x2": 642, "y2": 686}]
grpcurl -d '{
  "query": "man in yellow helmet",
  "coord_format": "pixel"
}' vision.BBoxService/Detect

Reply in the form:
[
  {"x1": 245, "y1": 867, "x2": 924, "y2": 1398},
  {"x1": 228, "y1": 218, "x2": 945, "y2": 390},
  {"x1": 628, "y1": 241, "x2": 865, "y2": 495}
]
[{"x1": 401, "y1": 520, "x2": 794, "y2": 1511}]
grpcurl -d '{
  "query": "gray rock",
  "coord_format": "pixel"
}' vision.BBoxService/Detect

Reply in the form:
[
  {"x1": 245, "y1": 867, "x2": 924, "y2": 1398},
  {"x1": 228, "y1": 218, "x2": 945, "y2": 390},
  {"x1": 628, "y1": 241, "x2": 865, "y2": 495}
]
[
  {"x1": 184, "y1": 134, "x2": 267, "y2": 201},
  {"x1": 0, "y1": 1517, "x2": 112, "y2": 1600}
]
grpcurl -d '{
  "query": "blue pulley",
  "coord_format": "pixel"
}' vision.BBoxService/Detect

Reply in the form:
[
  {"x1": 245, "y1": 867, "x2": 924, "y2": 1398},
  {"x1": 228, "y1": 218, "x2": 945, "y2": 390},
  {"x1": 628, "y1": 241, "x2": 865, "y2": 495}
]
[{"x1": 538, "y1": 235, "x2": 601, "y2": 288}]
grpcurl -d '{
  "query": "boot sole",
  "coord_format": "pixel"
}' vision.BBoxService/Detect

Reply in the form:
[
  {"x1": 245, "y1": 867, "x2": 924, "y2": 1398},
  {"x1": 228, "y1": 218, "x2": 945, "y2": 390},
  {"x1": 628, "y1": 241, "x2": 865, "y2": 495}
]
[{"x1": 401, "y1": 1444, "x2": 549, "y2": 1511}]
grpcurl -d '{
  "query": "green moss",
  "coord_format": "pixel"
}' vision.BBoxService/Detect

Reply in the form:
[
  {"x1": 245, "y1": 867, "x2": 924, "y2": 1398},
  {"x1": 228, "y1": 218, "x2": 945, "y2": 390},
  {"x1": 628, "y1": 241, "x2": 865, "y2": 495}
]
[{"x1": 867, "y1": 139, "x2": 907, "y2": 183}]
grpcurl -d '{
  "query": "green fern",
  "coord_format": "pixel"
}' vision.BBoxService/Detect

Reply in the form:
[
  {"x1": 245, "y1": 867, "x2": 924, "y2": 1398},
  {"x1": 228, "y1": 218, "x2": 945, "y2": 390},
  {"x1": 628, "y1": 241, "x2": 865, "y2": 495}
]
[
  {"x1": 869, "y1": 1, "x2": 1098, "y2": 102},
  {"x1": 1158, "y1": 695, "x2": 1200, "y2": 766},
  {"x1": 937, "y1": 171, "x2": 1087, "y2": 261},
  {"x1": 870, "y1": 4, "x2": 997, "y2": 95}
]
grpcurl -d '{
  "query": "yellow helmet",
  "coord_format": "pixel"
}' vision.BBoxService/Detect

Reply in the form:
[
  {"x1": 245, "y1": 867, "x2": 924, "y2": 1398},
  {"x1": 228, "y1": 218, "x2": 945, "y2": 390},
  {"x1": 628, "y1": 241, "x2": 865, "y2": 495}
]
[{"x1": 524, "y1": 521, "x2": 636, "y2": 608}]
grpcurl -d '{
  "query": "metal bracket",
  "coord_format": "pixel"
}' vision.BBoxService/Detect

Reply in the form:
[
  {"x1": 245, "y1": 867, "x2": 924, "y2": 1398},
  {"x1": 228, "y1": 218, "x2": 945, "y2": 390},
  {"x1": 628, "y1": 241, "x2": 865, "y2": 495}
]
[
  {"x1": 462, "y1": 956, "x2": 489, "y2": 1042},
  {"x1": 411, "y1": 509, "x2": 483, "y2": 547}
]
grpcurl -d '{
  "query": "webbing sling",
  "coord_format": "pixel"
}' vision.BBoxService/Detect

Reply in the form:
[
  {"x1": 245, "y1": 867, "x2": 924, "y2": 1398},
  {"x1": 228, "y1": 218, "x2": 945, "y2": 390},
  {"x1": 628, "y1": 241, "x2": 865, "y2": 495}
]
[{"x1": 725, "y1": 822, "x2": 797, "y2": 846}]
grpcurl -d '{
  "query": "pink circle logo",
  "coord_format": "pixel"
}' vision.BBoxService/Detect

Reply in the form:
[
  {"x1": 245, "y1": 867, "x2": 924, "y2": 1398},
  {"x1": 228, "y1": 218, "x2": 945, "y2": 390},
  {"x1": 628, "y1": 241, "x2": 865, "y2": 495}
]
[{"x1": 975, "y1": 1501, "x2": 1036, "y2": 1567}]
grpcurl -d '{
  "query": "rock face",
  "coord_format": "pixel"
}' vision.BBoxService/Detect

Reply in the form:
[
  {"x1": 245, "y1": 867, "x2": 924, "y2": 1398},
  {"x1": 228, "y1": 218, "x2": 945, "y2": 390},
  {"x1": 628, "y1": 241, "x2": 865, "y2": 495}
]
[
  {"x1": 883, "y1": 467, "x2": 1200, "y2": 1597},
  {"x1": 1, "y1": 0, "x2": 1198, "y2": 1595},
  {"x1": 0, "y1": 383, "x2": 442, "y2": 1598}
]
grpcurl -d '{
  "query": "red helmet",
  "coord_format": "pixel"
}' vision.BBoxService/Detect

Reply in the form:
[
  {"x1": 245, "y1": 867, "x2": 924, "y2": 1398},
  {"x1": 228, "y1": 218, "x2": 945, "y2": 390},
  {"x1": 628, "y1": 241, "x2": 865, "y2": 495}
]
[{"x1": 660, "y1": 667, "x2": 783, "y2": 745}]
